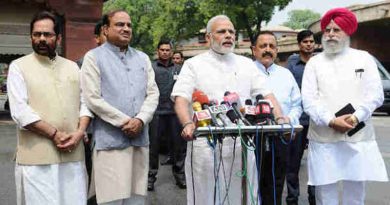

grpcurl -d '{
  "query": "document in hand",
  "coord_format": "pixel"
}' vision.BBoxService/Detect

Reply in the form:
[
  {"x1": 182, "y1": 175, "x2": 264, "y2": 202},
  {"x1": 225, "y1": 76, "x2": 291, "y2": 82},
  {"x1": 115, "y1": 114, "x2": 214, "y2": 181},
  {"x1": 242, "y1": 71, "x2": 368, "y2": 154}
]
[{"x1": 335, "y1": 103, "x2": 365, "y2": 136}]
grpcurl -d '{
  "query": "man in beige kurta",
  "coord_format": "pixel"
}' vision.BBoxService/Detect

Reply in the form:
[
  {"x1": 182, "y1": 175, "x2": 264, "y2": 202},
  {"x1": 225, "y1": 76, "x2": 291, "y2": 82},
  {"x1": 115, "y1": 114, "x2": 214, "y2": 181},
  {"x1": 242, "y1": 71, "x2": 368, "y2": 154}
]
[{"x1": 7, "y1": 11, "x2": 92, "y2": 205}]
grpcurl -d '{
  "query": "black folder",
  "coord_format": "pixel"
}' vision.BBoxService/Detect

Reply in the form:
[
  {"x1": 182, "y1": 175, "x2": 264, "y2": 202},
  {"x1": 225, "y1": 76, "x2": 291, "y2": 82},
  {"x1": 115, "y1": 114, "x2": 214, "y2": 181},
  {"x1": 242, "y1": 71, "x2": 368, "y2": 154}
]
[{"x1": 334, "y1": 103, "x2": 365, "y2": 137}]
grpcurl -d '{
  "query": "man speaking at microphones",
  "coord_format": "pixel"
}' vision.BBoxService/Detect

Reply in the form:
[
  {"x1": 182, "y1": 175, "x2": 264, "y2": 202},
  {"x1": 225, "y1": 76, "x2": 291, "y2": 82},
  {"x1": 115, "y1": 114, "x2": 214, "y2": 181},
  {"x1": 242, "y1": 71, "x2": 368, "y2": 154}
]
[
  {"x1": 251, "y1": 31, "x2": 302, "y2": 205},
  {"x1": 171, "y1": 15, "x2": 286, "y2": 205},
  {"x1": 302, "y1": 8, "x2": 388, "y2": 205}
]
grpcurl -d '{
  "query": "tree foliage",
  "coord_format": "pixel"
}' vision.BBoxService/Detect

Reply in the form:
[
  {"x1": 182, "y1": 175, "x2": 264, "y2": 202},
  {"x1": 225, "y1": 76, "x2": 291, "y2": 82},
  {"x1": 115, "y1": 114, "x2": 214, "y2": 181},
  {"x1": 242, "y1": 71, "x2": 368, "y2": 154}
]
[
  {"x1": 200, "y1": 0, "x2": 292, "y2": 44},
  {"x1": 283, "y1": 9, "x2": 321, "y2": 30},
  {"x1": 103, "y1": 0, "x2": 293, "y2": 55}
]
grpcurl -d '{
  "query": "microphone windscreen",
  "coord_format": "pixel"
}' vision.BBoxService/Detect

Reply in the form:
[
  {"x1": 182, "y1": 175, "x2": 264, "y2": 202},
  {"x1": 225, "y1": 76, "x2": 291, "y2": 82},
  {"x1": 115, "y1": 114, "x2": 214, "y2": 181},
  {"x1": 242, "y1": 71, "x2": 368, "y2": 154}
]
[
  {"x1": 192, "y1": 90, "x2": 209, "y2": 105},
  {"x1": 226, "y1": 109, "x2": 240, "y2": 123},
  {"x1": 223, "y1": 92, "x2": 240, "y2": 106},
  {"x1": 256, "y1": 94, "x2": 264, "y2": 102},
  {"x1": 245, "y1": 99, "x2": 252, "y2": 105}
]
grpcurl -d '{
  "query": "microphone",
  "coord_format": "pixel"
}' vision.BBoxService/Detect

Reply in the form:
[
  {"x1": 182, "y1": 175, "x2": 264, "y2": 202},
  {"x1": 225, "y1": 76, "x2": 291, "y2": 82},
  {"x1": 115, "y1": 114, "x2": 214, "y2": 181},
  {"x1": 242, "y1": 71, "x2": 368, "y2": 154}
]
[
  {"x1": 192, "y1": 90, "x2": 221, "y2": 126},
  {"x1": 192, "y1": 90, "x2": 209, "y2": 106},
  {"x1": 223, "y1": 91, "x2": 251, "y2": 125},
  {"x1": 255, "y1": 94, "x2": 274, "y2": 125},
  {"x1": 208, "y1": 102, "x2": 235, "y2": 126},
  {"x1": 240, "y1": 99, "x2": 256, "y2": 125},
  {"x1": 192, "y1": 102, "x2": 211, "y2": 127}
]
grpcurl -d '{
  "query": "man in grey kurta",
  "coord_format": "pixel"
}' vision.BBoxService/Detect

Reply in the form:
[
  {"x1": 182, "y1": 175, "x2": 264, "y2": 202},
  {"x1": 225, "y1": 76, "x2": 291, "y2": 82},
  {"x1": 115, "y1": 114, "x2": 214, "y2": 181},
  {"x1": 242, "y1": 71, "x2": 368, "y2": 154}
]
[{"x1": 81, "y1": 10, "x2": 159, "y2": 204}]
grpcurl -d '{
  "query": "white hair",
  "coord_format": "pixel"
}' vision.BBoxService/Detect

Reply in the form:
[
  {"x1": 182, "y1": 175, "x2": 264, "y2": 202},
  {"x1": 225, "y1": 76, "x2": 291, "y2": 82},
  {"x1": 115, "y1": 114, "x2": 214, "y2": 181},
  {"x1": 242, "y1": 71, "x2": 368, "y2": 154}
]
[{"x1": 206, "y1": 15, "x2": 231, "y2": 33}]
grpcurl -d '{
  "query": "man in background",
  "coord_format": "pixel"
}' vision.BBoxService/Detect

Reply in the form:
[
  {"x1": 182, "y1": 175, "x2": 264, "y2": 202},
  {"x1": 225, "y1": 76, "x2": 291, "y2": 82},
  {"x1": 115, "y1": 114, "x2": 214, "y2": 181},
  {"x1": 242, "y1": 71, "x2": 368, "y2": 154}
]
[
  {"x1": 148, "y1": 39, "x2": 186, "y2": 191},
  {"x1": 77, "y1": 18, "x2": 106, "y2": 67},
  {"x1": 286, "y1": 29, "x2": 316, "y2": 205},
  {"x1": 172, "y1": 51, "x2": 184, "y2": 65}
]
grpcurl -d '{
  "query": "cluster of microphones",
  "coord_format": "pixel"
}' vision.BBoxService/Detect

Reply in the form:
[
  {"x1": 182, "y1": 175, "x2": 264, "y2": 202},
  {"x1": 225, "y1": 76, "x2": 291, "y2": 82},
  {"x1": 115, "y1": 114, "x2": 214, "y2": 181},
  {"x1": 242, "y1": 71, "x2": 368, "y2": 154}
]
[{"x1": 192, "y1": 90, "x2": 276, "y2": 128}]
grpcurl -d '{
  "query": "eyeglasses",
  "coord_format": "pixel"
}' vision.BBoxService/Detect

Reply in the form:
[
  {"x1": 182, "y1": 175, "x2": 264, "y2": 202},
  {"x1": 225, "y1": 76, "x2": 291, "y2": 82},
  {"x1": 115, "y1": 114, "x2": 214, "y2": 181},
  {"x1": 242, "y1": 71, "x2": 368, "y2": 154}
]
[{"x1": 32, "y1": 32, "x2": 56, "y2": 38}]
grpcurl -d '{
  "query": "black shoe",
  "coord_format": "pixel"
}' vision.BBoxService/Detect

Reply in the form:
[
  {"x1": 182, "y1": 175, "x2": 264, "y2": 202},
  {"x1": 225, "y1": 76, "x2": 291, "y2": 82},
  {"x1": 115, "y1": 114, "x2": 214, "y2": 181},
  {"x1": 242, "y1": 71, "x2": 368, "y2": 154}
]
[
  {"x1": 160, "y1": 157, "x2": 173, "y2": 166},
  {"x1": 176, "y1": 180, "x2": 187, "y2": 189},
  {"x1": 148, "y1": 176, "x2": 156, "y2": 191},
  {"x1": 148, "y1": 181, "x2": 155, "y2": 191}
]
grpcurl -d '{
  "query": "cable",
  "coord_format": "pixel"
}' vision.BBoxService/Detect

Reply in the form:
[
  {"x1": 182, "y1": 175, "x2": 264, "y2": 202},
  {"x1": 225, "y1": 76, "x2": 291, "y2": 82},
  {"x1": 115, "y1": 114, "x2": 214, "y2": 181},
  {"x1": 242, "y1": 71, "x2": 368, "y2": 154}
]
[
  {"x1": 235, "y1": 125, "x2": 256, "y2": 205},
  {"x1": 207, "y1": 125, "x2": 216, "y2": 148},
  {"x1": 271, "y1": 136, "x2": 276, "y2": 205},
  {"x1": 278, "y1": 123, "x2": 294, "y2": 145},
  {"x1": 221, "y1": 137, "x2": 237, "y2": 205},
  {"x1": 255, "y1": 124, "x2": 263, "y2": 205}
]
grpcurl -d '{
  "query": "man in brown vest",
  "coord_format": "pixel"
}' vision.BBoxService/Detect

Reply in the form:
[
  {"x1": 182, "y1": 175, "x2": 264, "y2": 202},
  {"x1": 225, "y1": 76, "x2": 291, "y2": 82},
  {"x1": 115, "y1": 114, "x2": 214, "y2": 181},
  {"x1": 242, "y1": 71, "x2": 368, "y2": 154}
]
[{"x1": 7, "y1": 11, "x2": 92, "y2": 205}]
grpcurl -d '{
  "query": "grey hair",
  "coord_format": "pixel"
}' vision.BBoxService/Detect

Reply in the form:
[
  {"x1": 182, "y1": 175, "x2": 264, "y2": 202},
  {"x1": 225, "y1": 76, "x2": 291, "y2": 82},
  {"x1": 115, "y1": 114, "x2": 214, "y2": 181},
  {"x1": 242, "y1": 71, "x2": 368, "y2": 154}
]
[{"x1": 206, "y1": 15, "x2": 231, "y2": 33}]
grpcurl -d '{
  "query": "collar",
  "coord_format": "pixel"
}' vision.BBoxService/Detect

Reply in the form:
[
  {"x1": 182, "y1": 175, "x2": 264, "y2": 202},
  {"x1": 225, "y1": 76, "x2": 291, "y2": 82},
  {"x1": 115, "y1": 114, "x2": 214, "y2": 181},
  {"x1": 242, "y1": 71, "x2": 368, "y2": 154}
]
[
  {"x1": 156, "y1": 59, "x2": 174, "y2": 67},
  {"x1": 208, "y1": 49, "x2": 234, "y2": 61},
  {"x1": 103, "y1": 42, "x2": 130, "y2": 55},
  {"x1": 295, "y1": 57, "x2": 306, "y2": 66},
  {"x1": 33, "y1": 52, "x2": 57, "y2": 66},
  {"x1": 254, "y1": 60, "x2": 275, "y2": 75}
]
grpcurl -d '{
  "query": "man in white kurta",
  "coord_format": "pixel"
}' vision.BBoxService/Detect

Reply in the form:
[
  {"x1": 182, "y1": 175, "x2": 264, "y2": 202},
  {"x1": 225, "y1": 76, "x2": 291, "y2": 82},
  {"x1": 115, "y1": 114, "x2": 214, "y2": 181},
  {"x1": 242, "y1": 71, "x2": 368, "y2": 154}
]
[
  {"x1": 301, "y1": 8, "x2": 388, "y2": 205},
  {"x1": 171, "y1": 15, "x2": 285, "y2": 205},
  {"x1": 7, "y1": 11, "x2": 92, "y2": 205}
]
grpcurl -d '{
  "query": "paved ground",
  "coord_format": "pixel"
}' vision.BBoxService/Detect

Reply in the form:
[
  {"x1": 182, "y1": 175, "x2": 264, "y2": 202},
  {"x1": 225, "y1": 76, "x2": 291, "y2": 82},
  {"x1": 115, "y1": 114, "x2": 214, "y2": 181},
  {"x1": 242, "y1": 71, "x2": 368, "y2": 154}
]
[{"x1": 0, "y1": 112, "x2": 389, "y2": 204}]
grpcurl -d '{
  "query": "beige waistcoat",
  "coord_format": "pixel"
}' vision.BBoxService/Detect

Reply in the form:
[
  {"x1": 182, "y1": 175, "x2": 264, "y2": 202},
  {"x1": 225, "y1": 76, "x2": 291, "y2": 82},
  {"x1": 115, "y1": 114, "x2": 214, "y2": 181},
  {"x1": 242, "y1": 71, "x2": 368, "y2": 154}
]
[{"x1": 14, "y1": 53, "x2": 84, "y2": 165}]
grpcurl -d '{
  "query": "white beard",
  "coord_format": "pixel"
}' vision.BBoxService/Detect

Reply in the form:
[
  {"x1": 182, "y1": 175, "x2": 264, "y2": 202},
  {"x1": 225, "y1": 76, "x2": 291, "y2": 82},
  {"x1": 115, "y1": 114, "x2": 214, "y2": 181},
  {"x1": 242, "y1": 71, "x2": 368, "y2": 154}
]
[
  {"x1": 210, "y1": 38, "x2": 235, "y2": 54},
  {"x1": 322, "y1": 35, "x2": 350, "y2": 54}
]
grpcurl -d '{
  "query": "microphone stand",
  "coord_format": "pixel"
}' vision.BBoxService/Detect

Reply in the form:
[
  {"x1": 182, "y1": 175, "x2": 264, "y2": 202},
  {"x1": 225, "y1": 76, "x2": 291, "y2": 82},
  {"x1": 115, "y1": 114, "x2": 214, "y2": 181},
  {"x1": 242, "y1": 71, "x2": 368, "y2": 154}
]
[{"x1": 194, "y1": 124, "x2": 303, "y2": 205}]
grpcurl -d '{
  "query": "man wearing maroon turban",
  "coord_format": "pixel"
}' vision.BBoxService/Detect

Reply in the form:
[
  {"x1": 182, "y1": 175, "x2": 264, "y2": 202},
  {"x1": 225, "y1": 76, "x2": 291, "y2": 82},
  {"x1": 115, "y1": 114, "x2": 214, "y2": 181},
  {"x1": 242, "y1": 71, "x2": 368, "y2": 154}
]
[{"x1": 301, "y1": 8, "x2": 388, "y2": 205}]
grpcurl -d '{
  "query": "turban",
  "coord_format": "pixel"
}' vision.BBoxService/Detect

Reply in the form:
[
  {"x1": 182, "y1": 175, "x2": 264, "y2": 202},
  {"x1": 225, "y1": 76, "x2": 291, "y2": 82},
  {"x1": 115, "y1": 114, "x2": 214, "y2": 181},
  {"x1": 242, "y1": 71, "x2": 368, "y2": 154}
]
[{"x1": 320, "y1": 8, "x2": 358, "y2": 36}]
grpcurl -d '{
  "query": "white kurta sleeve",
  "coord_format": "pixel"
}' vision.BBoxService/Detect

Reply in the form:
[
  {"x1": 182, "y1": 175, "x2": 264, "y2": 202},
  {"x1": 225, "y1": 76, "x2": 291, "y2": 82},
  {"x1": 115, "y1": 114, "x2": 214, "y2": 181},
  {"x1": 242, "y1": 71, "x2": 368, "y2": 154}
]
[
  {"x1": 81, "y1": 51, "x2": 129, "y2": 127},
  {"x1": 7, "y1": 62, "x2": 41, "y2": 127},
  {"x1": 287, "y1": 75, "x2": 303, "y2": 125},
  {"x1": 78, "y1": 70, "x2": 93, "y2": 118},
  {"x1": 171, "y1": 61, "x2": 196, "y2": 102}
]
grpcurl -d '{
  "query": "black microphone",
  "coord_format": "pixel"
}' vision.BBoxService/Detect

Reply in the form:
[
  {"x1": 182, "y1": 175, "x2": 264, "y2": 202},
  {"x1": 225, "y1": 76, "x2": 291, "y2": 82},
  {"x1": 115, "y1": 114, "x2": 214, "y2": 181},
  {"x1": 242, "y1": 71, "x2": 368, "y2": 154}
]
[
  {"x1": 223, "y1": 91, "x2": 251, "y2": 125},
  {"x1": 240, "y1": 99, "x2": 256, "y2": 125},
  {"x1": 255, "y1": 94, "x2": 274, "y2": 125},
  {"x1": 222, "y1": 101, "x2": 242, "y2": 125}
]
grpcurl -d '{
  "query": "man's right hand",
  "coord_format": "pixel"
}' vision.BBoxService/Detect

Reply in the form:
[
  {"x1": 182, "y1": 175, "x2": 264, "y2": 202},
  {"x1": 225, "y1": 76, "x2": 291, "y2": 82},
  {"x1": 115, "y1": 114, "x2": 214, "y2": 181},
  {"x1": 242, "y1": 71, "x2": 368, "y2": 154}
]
[
  {"x1": 181, "y1": 122, "x2": 196, "y2": 141},
  {"x1": 52, "y1": 131, "x2": 72, "y2": 151},
  {"x1": 329, "y1": 114, "x2": 354, "y2": 133}
]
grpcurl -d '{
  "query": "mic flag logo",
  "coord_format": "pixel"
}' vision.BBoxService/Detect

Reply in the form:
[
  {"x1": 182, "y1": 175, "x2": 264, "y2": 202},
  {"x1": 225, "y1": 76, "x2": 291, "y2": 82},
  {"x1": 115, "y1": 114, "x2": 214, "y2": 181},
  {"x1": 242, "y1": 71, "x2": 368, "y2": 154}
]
[
  {"x1": 262, "y1": 104, "x2": 271, "y2": 114},
  {"x1": 195, "y1": 110, "x2": 212, "y2": 120},
  {"x1": 208, "y1": 105, "x2": 229, "y2": 114}
]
